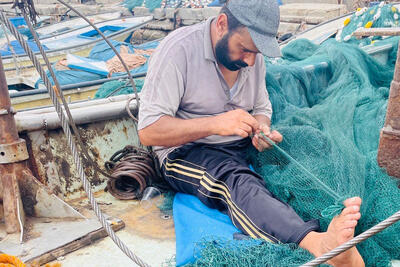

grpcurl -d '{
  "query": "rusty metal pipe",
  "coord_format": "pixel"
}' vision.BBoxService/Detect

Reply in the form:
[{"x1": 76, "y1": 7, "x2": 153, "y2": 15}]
[
  {"x1": 15, "y1": 98, "x2": 138, "y2": 132},
  {"x1": 0, "y1": 56, "x2": 26, "y2": 234},
  {"x1": 0, "y1": 57, "x2": 19, "y2": 144}
]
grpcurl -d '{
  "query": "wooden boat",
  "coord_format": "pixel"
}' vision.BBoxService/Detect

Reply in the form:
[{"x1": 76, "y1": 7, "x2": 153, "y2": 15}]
[
  {"x1": 0, "y1": 11, "x2": 122, "y2": 47},
  {"x1": 1, "y1": 15, "x2": 153, "y2": 87}
]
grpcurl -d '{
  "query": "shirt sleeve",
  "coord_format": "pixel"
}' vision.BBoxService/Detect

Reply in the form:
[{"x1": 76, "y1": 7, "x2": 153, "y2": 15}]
[
  {"x1": 138, "y1": 49, "x2": 186, "y2": 130},
  {"x1": 251, "y1": 55, "x2": 273, "y2": 120}
]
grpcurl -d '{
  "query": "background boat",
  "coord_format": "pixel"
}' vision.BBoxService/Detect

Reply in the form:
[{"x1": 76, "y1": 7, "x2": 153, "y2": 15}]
[{"x1": 2, "y1": 15, "x2": 153, "y2": 88}]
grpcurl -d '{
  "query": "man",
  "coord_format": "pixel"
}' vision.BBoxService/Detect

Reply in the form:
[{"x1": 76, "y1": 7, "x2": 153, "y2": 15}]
[{"x1": 138, "y1": 0, "x2": 364, "y2": 266}]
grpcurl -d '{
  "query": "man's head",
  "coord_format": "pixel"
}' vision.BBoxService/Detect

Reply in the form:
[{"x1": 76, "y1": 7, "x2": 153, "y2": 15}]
[{"x1": 214, "y1": 0, "x2": 281, "y2": 71}]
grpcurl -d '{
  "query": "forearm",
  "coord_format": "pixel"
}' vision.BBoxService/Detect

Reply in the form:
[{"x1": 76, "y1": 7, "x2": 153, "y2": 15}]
[{"x1": 138, "y1": 115, "x2": 217, "y2": 147}]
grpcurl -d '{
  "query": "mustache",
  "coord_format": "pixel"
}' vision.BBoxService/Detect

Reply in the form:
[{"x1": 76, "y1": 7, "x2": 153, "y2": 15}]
[
  {"x1": 224, "y1": 60, "x2": 248, "y2": 71},
  {"x1": 234, "y1": 60, "x2": 248, "y2": 68}
]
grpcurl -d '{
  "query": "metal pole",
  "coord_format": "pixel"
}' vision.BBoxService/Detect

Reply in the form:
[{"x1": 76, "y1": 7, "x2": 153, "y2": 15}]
[
  {"x1": 0, "y1": 57, "x2": 19, "y2": 143},
  {"x1": 0, "y1": 56, "x2": 27, "y2": 234}
]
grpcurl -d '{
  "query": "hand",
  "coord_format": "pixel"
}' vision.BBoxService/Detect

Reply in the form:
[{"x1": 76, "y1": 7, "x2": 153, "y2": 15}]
[
  {"x1": 213, "y1": 109, "x2": 259, "y2": 138},
  {"x1": 252, "y1": 124, "x2": 283, "y2": 152}
]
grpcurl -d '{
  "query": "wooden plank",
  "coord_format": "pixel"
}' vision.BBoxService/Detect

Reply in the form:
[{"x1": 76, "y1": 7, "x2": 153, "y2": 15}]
[
  {"x1": 26, "y1": 219, "x2": 125, "y2": 266},
  {"x1": 354, "y1": 27, "x2": 400, "y2": 37}
]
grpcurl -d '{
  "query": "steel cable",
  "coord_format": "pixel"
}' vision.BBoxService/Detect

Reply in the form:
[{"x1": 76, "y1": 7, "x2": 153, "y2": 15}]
[
  {"x1": 105, "y1": 146, "x2": 160, "y2": 200},
  {"x1": 0, "y1": 11, "x2": 150, "y2": 267}
]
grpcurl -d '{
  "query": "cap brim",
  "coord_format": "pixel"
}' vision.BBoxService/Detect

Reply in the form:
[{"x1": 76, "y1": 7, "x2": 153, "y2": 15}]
[{"x1": 249, "y1": 29, "x2": 282, "y2": 58}]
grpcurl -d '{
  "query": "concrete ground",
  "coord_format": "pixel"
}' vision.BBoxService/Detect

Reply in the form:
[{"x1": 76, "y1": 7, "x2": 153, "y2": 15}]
[{"x1": 51, "y1": 192, "x2": 175, "y2": 267}]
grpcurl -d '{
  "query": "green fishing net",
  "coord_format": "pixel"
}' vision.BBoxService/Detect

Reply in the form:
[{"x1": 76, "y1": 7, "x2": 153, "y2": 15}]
[
  {"x1": 184, "y1": 25, "x2": 400, "y2": 267},
  {"x1": 338, "y1": 2, "x2": 400, "y2": 46},
  {"x1": 123, "y1": 0, "x2": 144, "y2": 11},
  {"x1": 105, "y1": 3, "x2": 399, "y2": 265},
  {"x1": 94, "y1": 78, "x2": 144, "y2": 99}
]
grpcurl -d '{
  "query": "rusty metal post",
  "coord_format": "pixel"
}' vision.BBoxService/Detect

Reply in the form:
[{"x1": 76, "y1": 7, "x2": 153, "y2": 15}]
[
  {"x1": 378, "y1": 42, "x2": 400, "y2": 178},
  {"x1": 0, "y1": 55, "x2": 29, "y2": 233}
]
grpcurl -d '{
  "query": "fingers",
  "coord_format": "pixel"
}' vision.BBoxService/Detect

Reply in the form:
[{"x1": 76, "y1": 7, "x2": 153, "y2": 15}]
[
  {"x1": 269, "y1": 130, "x2": 283, "y2": 143},
  {"x1": 252, "y1": 134, "x2": 272, "y2": 152},
  {"x1": 240, "y1": 112, "x2": 259, "y2": 132},
  {"x1": 239, "y1": 123, "x2": 253, "y2": 137},
  {"x1": 236, "y1": 128, "x2": 249, "y2": 138},
  {"x1": 259, "y1": 124, "x2": 271, "y2": 135},
  {"x1": 252, "y1": 135, "x2": 262, "y2": 152}
]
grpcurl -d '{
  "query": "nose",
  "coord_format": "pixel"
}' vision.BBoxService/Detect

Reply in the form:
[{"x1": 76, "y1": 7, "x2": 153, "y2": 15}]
[{"x1": 243, "y1": 53, "x2": 257, "y2": 66}]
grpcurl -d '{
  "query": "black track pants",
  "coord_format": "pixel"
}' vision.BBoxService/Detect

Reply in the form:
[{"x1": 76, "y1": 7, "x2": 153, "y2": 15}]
[{"x1": 161, "y1": 138, "x2": 320, "y2": 244}]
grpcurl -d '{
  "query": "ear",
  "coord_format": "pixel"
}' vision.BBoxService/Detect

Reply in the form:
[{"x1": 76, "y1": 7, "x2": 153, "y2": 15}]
[{"x1": 215, "y1": 13, "x2": 229, "y2": 37}]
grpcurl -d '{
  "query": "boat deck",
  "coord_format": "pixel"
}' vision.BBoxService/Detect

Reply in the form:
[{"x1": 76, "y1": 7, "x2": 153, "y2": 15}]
[{"x1": 57, "y1": 192, "x2": 175, "y2": 266}]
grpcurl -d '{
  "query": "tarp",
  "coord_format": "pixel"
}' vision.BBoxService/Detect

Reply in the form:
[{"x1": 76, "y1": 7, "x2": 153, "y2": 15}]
[
  {"x1": 67, "y1": 54, "x2": 109, "y2": 76},
  {"x1": 173, "y1": 193, "x2": 240, "y2": 266},
  {"x1": 0, "y1": 40, "x2": 49, "y2": 56}
]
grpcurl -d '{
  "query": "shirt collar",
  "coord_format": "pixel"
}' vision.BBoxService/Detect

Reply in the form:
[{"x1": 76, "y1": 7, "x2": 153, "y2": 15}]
[{"x1": 203, "y1": 17, "x2": 217, "y2": 62}]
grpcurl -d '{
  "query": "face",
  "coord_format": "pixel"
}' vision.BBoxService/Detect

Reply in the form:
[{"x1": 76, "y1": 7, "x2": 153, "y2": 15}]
[{"x1": 215, "y1": 26, "x2": 259, "y2": 71}]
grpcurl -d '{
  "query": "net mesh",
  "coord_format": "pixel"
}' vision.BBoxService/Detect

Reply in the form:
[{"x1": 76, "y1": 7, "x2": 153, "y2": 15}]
[
  {"x1": 94, "y1": 78, "x2": 144, "y2": 99},
  {"x1": 338, "y1": 3, "x2": 400, "y2": 46}
]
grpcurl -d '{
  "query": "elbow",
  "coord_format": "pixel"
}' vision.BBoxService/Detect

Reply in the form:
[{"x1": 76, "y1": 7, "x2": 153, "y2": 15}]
[{"x1": 138, "y1": 130, "x2": 152, "y2": 146}]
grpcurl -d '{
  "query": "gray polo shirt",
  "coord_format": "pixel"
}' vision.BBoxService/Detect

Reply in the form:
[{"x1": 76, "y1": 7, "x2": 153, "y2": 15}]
[{"x1": 138, "y1": 17, "x2": 272, "y2": 164}]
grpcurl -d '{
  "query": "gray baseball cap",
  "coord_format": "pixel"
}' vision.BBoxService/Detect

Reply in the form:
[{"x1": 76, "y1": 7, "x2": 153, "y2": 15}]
[{"x1": 226, "y1": 0, "x2": 282, "y2": 58}]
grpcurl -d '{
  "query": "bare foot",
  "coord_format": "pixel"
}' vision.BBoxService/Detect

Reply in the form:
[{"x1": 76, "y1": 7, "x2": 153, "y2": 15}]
[
  {"x1": 321, "y1": 197, "x2": 364, "y2": 267},
  {"x1": 300, "y1": 197, "x2": 365, "y2": 267}
]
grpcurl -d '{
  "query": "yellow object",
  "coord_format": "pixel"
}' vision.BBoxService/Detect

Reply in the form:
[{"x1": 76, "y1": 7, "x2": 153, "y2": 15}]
[
  {"x1": 392, "y1": 7, "x2": 397, "y2": 13},
  {"x1": 371, "y1": 40, "x2": 376, "y2": 44},
  {"x1": 0, "y1": 254, "x2": 25, "y2": 267},
  {"x1": 365, "y1": 21, "x2": 373, "y2": 28},
  {"x1": 344, "y1": 17, "x2": 351, "y2": 26},
  {"x1": 357, "y1": 8, "x2": 361, "y2": 11},
  {"x1": 44, "y1": 263, "x2": 62, "y2": 267}
]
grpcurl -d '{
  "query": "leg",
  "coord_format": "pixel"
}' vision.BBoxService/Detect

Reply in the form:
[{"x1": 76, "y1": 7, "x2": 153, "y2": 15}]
[
  {"x1": 162, "y1": 139, "x2": 319, "y2": 244},
  {"x1": 299, "y1": 197, "x2": 365, "y2": 267},
  {"x1": 198, "y1": 156, "x2": 319, "y2": 243}
]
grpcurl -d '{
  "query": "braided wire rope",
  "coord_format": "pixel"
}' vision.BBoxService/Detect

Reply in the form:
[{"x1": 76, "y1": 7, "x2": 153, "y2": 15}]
[{"x1": 0, "y1": 10, "x2": 150, "y2": 267}]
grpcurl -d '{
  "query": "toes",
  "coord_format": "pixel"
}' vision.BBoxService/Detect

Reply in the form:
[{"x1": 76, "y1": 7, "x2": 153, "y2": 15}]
[
  {"x1": 343, "y1": 197, "x2": 362, "y2": 207},
  {"x1": 344, "y1": 219, "x2": 358, "y2": 228},
  {"x1": 341, "y1": 205, "x2": 360, "y2": 216},
  {"x1": 340, "y1": 228, "x2": 355, "y2": 242},
  {"x1": 345, "y1": 212, "x2": 361, "y2": 221}
]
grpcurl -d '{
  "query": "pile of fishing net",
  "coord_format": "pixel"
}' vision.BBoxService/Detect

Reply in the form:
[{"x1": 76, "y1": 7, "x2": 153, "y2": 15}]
[
  {"x1": 182, "y1": 19, "x2": 400, "y2": 267},
  {"x1": 94, "y1": 78, "x2": 144, "y2": 99},
  {"x1": 337, "y1": 1, "x2": 399, "y2": 46}
]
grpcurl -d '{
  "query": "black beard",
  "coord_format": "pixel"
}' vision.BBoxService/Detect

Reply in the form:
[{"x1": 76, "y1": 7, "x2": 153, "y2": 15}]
[{"x1": 215, "y1": 33, "x2": 248, "y2": 71}]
